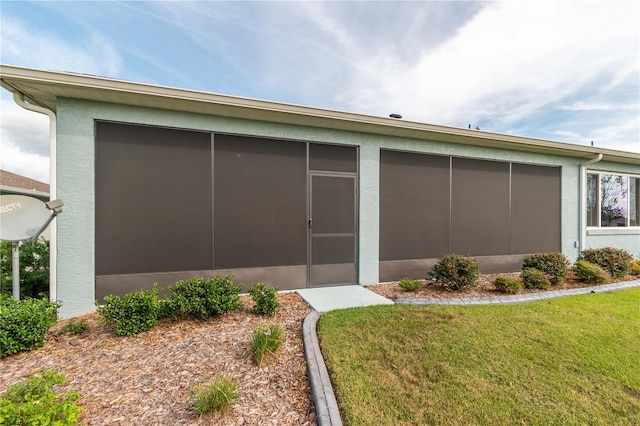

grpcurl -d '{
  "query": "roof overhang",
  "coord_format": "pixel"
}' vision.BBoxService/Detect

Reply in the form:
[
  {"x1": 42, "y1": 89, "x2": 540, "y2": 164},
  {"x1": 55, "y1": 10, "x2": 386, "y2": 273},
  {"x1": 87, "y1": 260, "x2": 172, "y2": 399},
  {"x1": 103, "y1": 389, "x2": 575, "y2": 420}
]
[{"x1": 1, "y1": 64, "x2": 639, "y2": 165}]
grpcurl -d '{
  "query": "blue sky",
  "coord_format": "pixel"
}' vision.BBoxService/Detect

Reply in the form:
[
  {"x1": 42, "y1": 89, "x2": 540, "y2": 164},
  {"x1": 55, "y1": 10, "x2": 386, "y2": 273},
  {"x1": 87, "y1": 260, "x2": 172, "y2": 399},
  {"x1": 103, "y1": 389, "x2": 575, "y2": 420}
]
[{"x1": 1, "y1": 1, "x2": 639, "y2": 183}]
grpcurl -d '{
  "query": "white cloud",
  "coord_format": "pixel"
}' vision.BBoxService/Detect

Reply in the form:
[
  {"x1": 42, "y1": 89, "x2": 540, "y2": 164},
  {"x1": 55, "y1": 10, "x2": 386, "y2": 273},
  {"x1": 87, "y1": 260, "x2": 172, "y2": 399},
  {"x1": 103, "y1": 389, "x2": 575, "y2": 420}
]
[
  {"x1": 0, "y1": 100, "x2": 50, "y2": 182},
  {"x1": 338, "y1": 2, "x2": 639, "y2": 146},
  {"x1": 0, "y1": 14, "x2": 122, "y2": 75}
]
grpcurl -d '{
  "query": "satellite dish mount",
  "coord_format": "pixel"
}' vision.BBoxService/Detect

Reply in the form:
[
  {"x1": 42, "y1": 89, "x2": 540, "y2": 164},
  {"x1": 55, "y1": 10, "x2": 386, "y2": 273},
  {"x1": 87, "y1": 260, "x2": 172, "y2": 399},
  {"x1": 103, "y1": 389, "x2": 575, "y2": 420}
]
[{"x1": 0, "y1": 195, "x2": 64, "y2": 300}]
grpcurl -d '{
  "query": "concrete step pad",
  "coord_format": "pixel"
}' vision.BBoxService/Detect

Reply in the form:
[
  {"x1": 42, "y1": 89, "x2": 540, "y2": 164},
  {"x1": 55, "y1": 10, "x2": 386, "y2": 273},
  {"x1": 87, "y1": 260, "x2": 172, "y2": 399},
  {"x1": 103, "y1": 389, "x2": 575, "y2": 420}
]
[{"x1": 297, "y1": 285, "x2": 394, "y2": 312}]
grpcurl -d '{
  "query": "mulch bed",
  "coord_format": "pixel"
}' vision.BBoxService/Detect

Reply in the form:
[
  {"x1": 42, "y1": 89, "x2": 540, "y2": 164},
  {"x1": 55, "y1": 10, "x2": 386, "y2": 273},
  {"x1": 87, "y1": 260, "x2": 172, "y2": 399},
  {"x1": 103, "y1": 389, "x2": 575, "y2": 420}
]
[
  {"x1": 0, "y1": 293, "x2": 316, "y2": 426},
  {"x1": 2, "y1": 272, "x2": 637, "y2": 424},
  {"x1": 366, "y1": 272, "x2": 638, "y2": 300}
]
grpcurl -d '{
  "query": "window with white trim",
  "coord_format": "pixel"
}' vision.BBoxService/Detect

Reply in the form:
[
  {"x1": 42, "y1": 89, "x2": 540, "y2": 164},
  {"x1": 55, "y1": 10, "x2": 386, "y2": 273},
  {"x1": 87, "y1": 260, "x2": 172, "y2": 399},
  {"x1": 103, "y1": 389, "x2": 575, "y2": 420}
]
[{"x1": 587, "y1": 172, "x2": 640, "y2": 227}]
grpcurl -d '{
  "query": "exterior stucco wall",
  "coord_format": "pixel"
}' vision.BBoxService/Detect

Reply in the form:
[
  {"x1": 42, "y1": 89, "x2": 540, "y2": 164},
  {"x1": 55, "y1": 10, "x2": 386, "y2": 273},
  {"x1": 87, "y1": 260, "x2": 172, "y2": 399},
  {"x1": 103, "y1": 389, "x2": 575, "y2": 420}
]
[{"x1": 55, "y1": 98, "x2": 639, "y2": 317}]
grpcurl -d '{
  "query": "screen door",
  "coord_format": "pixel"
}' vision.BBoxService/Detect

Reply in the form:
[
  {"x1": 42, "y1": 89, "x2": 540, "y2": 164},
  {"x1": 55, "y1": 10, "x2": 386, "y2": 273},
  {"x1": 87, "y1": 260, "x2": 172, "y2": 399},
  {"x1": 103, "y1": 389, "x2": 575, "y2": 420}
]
[{"x1": 309, "y1": 173, "x2": 357, "y2": 286}]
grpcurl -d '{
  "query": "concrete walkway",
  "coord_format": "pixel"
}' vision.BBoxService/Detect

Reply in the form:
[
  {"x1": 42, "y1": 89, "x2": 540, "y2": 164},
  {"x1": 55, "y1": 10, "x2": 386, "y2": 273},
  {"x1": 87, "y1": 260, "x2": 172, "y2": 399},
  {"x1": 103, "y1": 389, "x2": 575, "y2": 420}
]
[
  {"x1": 297, "y1": 285, "x2": 394, "y2": 312},
  {"x1": 299, "y1": 279, "x2": 640, "y2": 426}
]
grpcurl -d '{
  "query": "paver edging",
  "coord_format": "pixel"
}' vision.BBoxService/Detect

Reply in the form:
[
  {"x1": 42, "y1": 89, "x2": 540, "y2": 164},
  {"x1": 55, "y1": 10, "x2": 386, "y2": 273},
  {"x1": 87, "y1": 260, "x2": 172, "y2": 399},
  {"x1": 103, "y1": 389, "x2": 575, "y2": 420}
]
[
  {"x1": 396, "y1": 279, "x2": 640, "y2": 306},
  {"x1": 303, "y1": 310, "x2": 343, "y2": 426}
]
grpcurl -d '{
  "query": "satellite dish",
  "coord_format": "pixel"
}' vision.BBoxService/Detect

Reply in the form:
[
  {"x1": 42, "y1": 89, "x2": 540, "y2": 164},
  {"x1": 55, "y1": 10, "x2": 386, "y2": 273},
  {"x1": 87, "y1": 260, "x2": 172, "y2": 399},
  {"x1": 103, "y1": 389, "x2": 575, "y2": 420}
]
[{"x1": 0, "y1": 195, "x2": 51, "y2": 242}]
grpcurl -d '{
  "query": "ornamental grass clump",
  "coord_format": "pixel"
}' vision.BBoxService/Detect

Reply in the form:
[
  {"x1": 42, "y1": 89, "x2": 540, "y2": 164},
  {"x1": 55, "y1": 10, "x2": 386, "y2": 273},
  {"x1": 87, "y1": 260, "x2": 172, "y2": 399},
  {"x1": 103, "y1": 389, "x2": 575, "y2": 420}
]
[
  {"x1": 573, "y1": 259, "x2": 608, "y2": 284},
  {"x1": 61, "y1": 318, "x2": 88, "y2": 335},
  {"x1": 399, "y1": 278, "x2": 423, "y2": 292},
  {"x1": 251, "y1": 322, "x2": 283, "y2": 366},
  {"x1": 630, "y1": 259, "x2": 640, "y2": 276},
  {"x1": 429, "y1": 254, "x2": 479, "y2": 291},
  {"x1": 190, "y1": 375, "x2": 239, "y2": 414}
]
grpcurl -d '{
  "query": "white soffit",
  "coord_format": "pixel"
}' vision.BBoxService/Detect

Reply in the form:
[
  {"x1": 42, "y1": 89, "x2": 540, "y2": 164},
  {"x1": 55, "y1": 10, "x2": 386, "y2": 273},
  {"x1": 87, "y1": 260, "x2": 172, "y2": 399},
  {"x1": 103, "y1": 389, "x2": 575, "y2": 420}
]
[{"x1": 1, "y1": 64, "x2": 639, "y2": 165}]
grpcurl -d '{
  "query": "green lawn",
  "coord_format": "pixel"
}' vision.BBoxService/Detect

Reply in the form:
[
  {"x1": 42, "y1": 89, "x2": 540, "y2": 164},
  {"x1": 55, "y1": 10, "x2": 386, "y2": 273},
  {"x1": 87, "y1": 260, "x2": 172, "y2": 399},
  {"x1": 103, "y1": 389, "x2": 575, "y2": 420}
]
[{"x1": 317, "y1": 288, "x2": 640, "y2": 426}]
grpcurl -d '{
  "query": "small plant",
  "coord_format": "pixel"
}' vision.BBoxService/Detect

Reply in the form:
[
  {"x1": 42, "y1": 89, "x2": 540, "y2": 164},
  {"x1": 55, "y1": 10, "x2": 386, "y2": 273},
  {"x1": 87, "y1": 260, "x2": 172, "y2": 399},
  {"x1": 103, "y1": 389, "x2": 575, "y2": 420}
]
[
  {"x1": 578, "y1": 247, "x2": 632, "y2": 278},
  {"x1": 572, "y1": 260, "x2": 608, "y2": 284},
  {"x1": 1, "y1": 295, "x2": 60, "y2": 358},
  {"x1": 96, "y1": 286, "x2": 160, "y2": 336},
  {"x1": 169, "y1": 275, "x2": 241, "y2": 320},
  {"x1": 630, "y1": 259, "x2": 640, "y2": 276},
  {"x1": 0, "y1": 370, "x2": 82, "y2": 425},
  {"x1": 190, "y1": 375, "x2": 239, "y2": 414},
  {"x1": 248, "y1": 283, "x2": 280, "y2": 315},
  {"x1": 251, "y1": 322, "x2": 284, "y2": 366},
  {"x1": 399, "y1": 278, "x2": 423, "y2": 292},
  {"x1": 521, "y1": 268, "x2": 551, "y2": 290},
  {"x1": 429, "y1": 254, "x2": 479, "y2": 291},
  {"x1": 493, "y1": 276, "x2": 522, "y2": 294},
  {"x1": 61, "y1": 318, "x2": 88, "y2": 335},
  {"x1": 522, "y1": 252, "x2": 569, "y2": 285}
]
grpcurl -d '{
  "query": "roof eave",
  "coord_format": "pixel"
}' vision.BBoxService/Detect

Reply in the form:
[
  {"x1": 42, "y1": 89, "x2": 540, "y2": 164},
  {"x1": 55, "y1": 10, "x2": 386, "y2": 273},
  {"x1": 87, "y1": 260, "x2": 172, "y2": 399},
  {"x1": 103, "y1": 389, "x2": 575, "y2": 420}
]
[{"x1": 1, "y1": 64, "x2": 639, "y2": 165}]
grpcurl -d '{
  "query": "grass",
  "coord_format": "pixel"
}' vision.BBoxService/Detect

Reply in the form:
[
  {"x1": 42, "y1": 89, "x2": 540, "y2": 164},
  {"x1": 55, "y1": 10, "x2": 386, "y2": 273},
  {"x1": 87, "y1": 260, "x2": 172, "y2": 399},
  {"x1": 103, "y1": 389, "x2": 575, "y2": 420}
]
[
  {"x1": 317, "y1": 288, "x2": 640, "y2": 425},
  {"x1": 190, "y1": 375, "x2": 239, "y2": 414}
]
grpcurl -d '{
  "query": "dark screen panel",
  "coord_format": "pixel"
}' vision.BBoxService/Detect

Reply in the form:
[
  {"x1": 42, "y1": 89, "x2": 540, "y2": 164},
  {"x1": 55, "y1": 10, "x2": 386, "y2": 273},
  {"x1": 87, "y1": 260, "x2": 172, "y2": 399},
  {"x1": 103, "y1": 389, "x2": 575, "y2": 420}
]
[
  {"x1": 214, "y1": 134, "x2": 307, "y2": 268},
  {"x1": 511, "y1": 164, "x2": 561, "y2": 253},
  {"x1": 380, "y1": 150, "x2": 450, "y2": 261},
  {"x1": 95, "y1": 121, "x2": 213, "y2": 275},
  {"x1": 312, "y1": 236, "x2": 355, "y2": 264},
  {"x1": 451, "y1": 158, "x2": 510, "y2": 256},
  {"x1": 309, "y1": 143, "x2": 357, "y2": 172},
  {"x1": 311, "y1": 175, "x2": 355, "y2": 234}
]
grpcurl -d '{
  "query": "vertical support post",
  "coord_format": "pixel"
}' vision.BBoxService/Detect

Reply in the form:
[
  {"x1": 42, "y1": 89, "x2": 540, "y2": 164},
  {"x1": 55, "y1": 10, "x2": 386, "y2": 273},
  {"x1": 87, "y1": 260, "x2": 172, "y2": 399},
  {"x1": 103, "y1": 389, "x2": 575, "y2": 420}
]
[{"x1": 12, "y1": 241, "x2": 20, "y2": 300}]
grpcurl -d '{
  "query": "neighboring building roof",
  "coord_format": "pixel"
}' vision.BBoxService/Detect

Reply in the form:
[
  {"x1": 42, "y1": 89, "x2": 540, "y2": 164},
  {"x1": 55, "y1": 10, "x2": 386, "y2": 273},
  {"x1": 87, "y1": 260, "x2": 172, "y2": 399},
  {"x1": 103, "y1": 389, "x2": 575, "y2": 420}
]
[
  {"x1": 1, "y1": 64, "x2": 639, "y2": 165},
  {"x1": 0, "y1": 169, "x2": 50, "y2": 198}
]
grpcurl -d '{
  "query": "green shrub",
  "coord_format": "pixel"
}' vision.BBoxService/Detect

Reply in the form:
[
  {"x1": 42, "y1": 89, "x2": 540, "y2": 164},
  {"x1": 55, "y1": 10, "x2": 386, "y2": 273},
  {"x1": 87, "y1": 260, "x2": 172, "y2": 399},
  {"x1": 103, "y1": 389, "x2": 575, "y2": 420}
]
[
  {"x1": 251, "y1": 323, "x2": 284, "y2": 366},
  {"x1": 493, "y1": 276, "x2": 522, "y2": 294},
  {"x1": 399, "y1": 278, "x2": 423, "y2": 292},
  {"x1": 521, "y1": 268, "x2": 551, "y2": 290},
  {"x1": 522, "y1": 252, "x2": 569, "y2": 285},
  {"x1": 0, "y1": 370, "x2": 82, "y2": 425},
  {"x1": 169, "y1": 275, "x2": 241, "y2": 320},
  {"x1": 157, "y1": 296, "x2": 179, "y2": 319},
  {"x1": 61, "y1": 319, "x2": 88, "y2": 335},
  {"x1": 572, "y1": 260, "x2": 608, "y2": 284},
  {"x1": 190, "y1": 375, "x2": 239, "y2": 414},
  {"x1": 0, "y1": 295, "x2": 59, "y2": 358},
  {"x1": 0, "y1": 240, "x2": 50, "y2": 298},
  {"x1": 579, "y1": 247, "x2": 633, "y2": 278},
  {"x1": 248, "y1": 283, "x2": 280, "y2": 315},
  {"x1": 630, "y1": 259, "x2": 640, "y2": 276},
  {"x1": 96, "y1": 286, "x2": 160, "y2": 336},
  {"x1": 429, "y1": 254, "x2": 479, "y2": 291}
]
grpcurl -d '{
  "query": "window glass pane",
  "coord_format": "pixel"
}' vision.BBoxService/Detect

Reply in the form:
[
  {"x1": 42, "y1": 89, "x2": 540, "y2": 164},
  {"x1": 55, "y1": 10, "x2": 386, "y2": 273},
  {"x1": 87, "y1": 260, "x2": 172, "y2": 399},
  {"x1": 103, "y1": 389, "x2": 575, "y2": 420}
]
[
  {"x1": 631, "y1": 177, "x2": 639, "y2": 227},
  {"x1": 586, "y1": 173, "x2": 598, "y2": 226},
  {"x1": 600, "y1": 174, "x2": 628, "y2": 227}
]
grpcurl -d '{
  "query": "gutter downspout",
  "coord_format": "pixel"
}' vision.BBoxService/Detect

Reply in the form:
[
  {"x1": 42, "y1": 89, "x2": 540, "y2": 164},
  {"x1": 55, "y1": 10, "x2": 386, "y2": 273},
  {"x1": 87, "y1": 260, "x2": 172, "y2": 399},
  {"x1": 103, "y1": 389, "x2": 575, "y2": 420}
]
[
  {"x1": 579, "y1": 153, "x2": 603, "y2": 254},
  {"x1": 13, "y1": 92, "x2": 58, "y2": 303}
]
